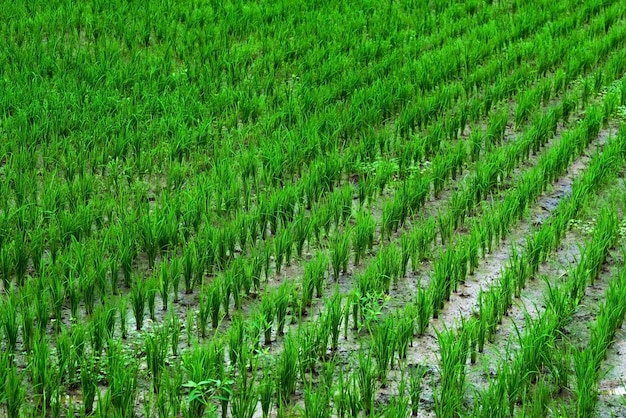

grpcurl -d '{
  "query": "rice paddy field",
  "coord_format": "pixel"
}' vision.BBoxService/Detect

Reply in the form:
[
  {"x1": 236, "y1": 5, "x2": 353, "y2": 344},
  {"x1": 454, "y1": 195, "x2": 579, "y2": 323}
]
[{"x1": 2, "y1": 0, "x2": 626, "y2": 416}]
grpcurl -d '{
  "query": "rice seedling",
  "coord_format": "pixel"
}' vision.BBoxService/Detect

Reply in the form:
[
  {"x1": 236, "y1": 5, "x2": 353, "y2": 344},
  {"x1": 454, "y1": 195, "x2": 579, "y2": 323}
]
[
  {"x1": 435, "y1": 327, "x2": 469, "y2": 418},
  {"x1": 186, "y1": 309, "x2": 195, "y2": 347},
  {"x1": 409, "y1": 364, "x2": 429, "y2": 417},
  {"x1": 230, "y1": 358, "x2": 258, "y2": 418},
  {"x1": 80, "y1": 354, "x2": 97, "y2": 416},
  {"x1": 261, "y1": 291, "x2": 275, "y2": 345},
  {"x1": 183, "y1": 242, "x2": 196, "y2": 295},
  {"x1": 303, "y1": 378, "x2": 332, "y2": 418},
  {"x1": 303, "y1": 253, "x2": 329, "y2": 308},
  {"x1": 276, "y1": 334, "x2": 298, "y2": 405},
  {"x1": 147, "y1": 275, "x2": 158, "y2": 322},
  {"x1": 396, "y1": 307, "x2": 415, "y2": 362},
  {"x1": 198, "y1": 289, "x2": 211, "y2": 340},
  {"x1": 275, "y1": 280, "x2": 292, "y2": 337},
  {"x1": 30, "y1": 330, "x2": 53, "y2": 411},
  {"x1": 1, "y1": 291, "x2": 18, "y2": 354},
  {"x1": 325, "y1": 287, "x2": 344, "y2": 351},
  {"x1": 386, "y1": 375, "x2": 410, "y2": 418},
  {"x1": 260, "y1": 369, "x2": 274, "y2": 418},
  {"x1": 90, "y1": 307, "x2": 106, "y2": 356},
  {"x1": 183, "y1": 338, "x2": 227, "y2": 417},
  {"x1": 370, "y1": 315, "x2": 396, "y2": 387},
  {"x1": 353, "y1": 209, "x2": 376, "y2": 266},
  {"x1": 356, "y1": 350, "x2": 376, "y2": 416},
  {"x1": 331, "y1": 231, "x2": 351, "y2": 281},
  {"x1": 5, "y1": 363, "x2": 23, "y2": 418},
  {"x1": 292, "y1": 212, "x2": 311, "y2": 259},
  {"x1": 130, "y1": 276, "x2": 147, "y2": 331},
  {"x1": 80, "y1": 271, "x2": 96, "y2": 317},
  {"x1": 146, "y1": 325, "x2": 169, "y2": 393},
  {"x1": 220, "y1": 274, "x2": 232, "y2": 319},
  {"x1": 159, "y1": 261, "x2": 170, "y2": 311}
]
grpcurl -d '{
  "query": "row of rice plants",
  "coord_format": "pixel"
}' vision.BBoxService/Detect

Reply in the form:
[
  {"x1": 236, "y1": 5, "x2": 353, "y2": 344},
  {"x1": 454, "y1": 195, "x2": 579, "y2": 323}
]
[{"x1": 474, "y1": 201, "x2": 621, "y2": 416}]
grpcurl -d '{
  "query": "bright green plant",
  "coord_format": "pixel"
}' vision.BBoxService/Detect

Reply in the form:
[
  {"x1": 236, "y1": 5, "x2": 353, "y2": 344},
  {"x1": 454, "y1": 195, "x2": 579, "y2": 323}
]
[
  {"x1": 356, "y1": 350, "x2": 376, "y2": 416},
  {"x1": 331, "y1": 232, "x2": 351, "y2": 281},
  {"x1": 146, "y1": 326, "x2": 169, "y2": 393},
  {"x1": 130, "y1": 276, "x2": 147, "y2": 331}
]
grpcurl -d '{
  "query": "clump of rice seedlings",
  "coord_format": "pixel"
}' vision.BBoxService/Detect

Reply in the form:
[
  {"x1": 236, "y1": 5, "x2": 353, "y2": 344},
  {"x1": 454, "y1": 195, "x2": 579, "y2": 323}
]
[
  {"x1": 325, "y1": 287, "x2": 343, "y2": 351},
  {"x1": 275, "y1": 280, "x2": 292, "y2": 336},
  {"x1": 353, "y1": 209, "x2": 376, "y2": 266},
  {"x1": 183, "y1": 338, "x2": 227, "y2": 417},
  {"x1": 276, "y1": 334, "x2": 298, "y2": 405},
  {"x1": 68, "y1": 272, "x2": 80, "y2": 321},
  {"x1": 48, "y1": 270, "x2": 66, "y2": 333},
  {"x1": 247, "y1": 310, "x2": 264, "y2": 353},
  {"x1": 435, "y1": 327, "x2": 469, "y2": 418},
  {"x1": 274, "y1": 229, "x2": 292, "y2": 274},
  {"x1": 119, "y1": 230, "x2": 137, "y2": 288},
  {"x1": 30, "y1": 330, "x2": 53, "y2": 412},
  {"x1": 32, "y1": 278, "x2": 51, "y2": 335},
  {"x1": 183, "y1": 241, "x2": 196, "y2": 294},
  {"x1": 109, "y1": 256, "x2": 120, "y2": 296},
  {"x1": 303, "y1": 253, "x2": 329, "y2": 308},
  {"x1": 90, "y1": 307, "x2": 106, "y2": 356},
  {"x1": 386, "y1": 374, "x2": 410, "y2": 418},
  {"x1": 6, "y1": 362, "x2": 24, "y2": 418},
  {"x1": 357, "y1": 175, "x2": 375, "y2": 207},
  {"x1": 230, "y1": 356, "x2": 257, "y2": 418},
  {"x1": 304, "y1": 378, "x2": 331, "y2": 418},
  {"x1": 186, "y1": 309, "x2": 195, "y2": 347},
  {"x1": 469, "y1": 128, "x2": 484, "y2": 161},
  {"x1": 298, "y1": 324, "x2": 320, "y2": 376},
  {"x1": 147, "y1": 275, "x2": 158, "y2": 321},
  {"x1": 348, "y1": 291, "x2": 361, "y2": 332},
  {"x1": 20, "y1": 297, "x2": 34, "y2": 352},
  {"x1": 119, "y1": 295, "x2": 129, "y2": 339},
  {"x1": 13, "y1": 233, "x2": 28, "y2": 287},
  {"x1": 293, "y1": 212, "x2": 311, "y2": 258},
  {"x1": 80, "y1": 354, "x2": 97, "y2": 416},
  {"x1": 331, "y1": 231, "x2": 351, "y2": 281},
  {"x1": 1, "y1": 291, "x2": 18, "y2": 354},
  {"x1": 169, "y1": 310, "x2": 181, "y2": 357},
  {"x1": 409, "y1": 364, "x2": 428, "y2": 416},
  {"x1": 415, "y1": 285, "x2": 434, "y2": 335},
  {"x1": 159, "y1": 261, "x2": 170, "y2": 311},
  {"x1": 230, "y1": 268, "x2": 243, "y2": 312},
  {"x1": 55, "y1": 328, "x2": 72, "y2": 386},
  {"x1": 370, "y1": 315, "x2": 395, "y2": 387},
  {"x1": 400, "y1": 233, "x2": 414, "y2": 278},
  {"x1": 139, "y1": 215, "x2": 159, "y2": 269},
  {"x1": 107, "y1": 341, "x2": 138, "y2": 416},
  {"x1": 334, "y1": 367, "x2": 349, "y2": 418},
  {"x1": 80, "y1": 271, "x2": 96, "y2": 317},
  {"x1": 228, "y1": 314, "x2": 245, "y2": 367},
  {"x1": 201, "y1": 281, "x2": 219, "y2": 331},
  {"x1": 220, "y1": 274, "x2": 232, "y2": 319},
  {"x1": 381, "y1": 199, "x2": 401, "y2": 241},
  {"x1": 260, "y1": 370, "x2": 274, "y2": 418},
  {"x1": 0, "y1": 244, "x2": 13, "y2": 290},
  {"x1": 376, "y1": 243, "x2": 402, "y2": 293},
  {"x1": 410, "y1": 220, "x2": 435, "y2": 268},
  {"x1": 146, "y1": 325, "x2": 169, "y2": 393},
  {"x1": 130, "y1": 276, "x2": 147, "y2": 331},
  {"x1": 170, "y1": 256, "x2": 181, "y2": 303},
  {"x1": 261, "y1": 291, "x2": 275, "y2": 345},
  {"x1": 198, "y1": 288, "x2": 211, "y2": 339},
  {"x1": 356, "y1": 350, "x2": 376, "y2": 416},
  {"x1": 396, "y1": 306, "x2": 415, "y2": 362}
]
